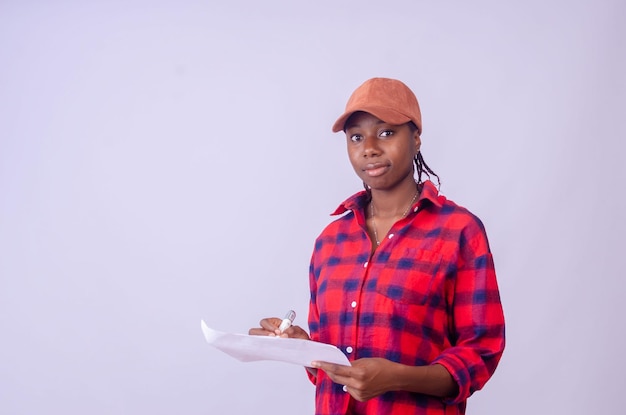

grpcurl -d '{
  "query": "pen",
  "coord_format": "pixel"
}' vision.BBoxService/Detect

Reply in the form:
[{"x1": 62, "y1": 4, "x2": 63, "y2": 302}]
[{"x1": 278, "y1": 310, "x2": 296, "y2": 333}]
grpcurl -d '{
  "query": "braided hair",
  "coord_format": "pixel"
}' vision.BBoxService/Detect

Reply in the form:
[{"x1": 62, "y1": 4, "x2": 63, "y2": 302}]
[
  {"x1": 414, "y1": 152, "x2": 440, "y2": 188},
  {"x1": 410, "y1": 121, "x2": 440, "y2": 188}
]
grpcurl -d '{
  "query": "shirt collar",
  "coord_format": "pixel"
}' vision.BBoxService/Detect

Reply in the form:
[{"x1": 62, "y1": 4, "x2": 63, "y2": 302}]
[{"x1": 330, "y1": 180, "x2": 442, "y2": 216}]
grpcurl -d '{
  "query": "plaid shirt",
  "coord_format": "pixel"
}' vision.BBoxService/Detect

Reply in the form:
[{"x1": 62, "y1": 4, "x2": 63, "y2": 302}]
[{"x1": 307, "y1": 181, "x2": 505, "y2": 415}]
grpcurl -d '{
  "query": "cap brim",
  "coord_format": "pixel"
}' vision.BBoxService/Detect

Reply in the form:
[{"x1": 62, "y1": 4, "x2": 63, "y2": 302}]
[{"x1": 332, "y1": 107, "x2": 412, "y2": 132}]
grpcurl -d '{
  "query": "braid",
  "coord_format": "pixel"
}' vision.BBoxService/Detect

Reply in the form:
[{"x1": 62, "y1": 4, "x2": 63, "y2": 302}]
[
  {"x1": 414, "y1": 152, "x2": 441, "y2": 189},
  {"x1": 363, "y1": 181, "x2": 372, "y2": 201}
]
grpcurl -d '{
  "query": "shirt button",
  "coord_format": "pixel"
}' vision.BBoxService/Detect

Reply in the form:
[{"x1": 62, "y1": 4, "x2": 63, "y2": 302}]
[
  {"x1": 388, "y1": 233, "x2": 394, "y2": 239},
  {"x1": 346, "y1": 346, "x2": 353, "y2": 353},
  {"x1": 351, "y1": 301, "x2": 357, "y2": 308},
  {"x1": 342, "y1": 385, "x2": 348, "y2": 392},
  {"x1": 414, "y1": 206, "x2": 419, "y2": 212},
  {"x1": 363, "y1": 261, "x2": 368, "y2": 268}
]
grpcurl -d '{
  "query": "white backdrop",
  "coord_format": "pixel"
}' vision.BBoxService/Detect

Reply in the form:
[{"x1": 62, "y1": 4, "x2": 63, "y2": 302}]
[{"x1": 1, "y1": 1, "x2": 625, "y2": 414}]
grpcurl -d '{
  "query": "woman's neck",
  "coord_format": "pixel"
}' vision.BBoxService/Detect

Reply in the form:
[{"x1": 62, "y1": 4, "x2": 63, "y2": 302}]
[{"x1": 369, "y1": 180, "x2": 419, "y2": 219}]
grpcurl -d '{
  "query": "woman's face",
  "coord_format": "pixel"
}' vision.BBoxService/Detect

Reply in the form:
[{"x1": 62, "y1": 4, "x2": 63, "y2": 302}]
[{"x1": 344, "y1": 111, "x2": 420, "y2": 192}]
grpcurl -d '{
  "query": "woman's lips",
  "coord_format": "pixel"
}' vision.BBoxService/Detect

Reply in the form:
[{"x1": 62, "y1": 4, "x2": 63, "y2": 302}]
[{"x1": 363, "y1": 163, "x2": 389, "y2": 177}]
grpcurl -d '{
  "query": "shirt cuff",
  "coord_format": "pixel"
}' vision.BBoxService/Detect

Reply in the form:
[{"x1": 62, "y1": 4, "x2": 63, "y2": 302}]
[{"x1": 431, "y1": 355, "x2": 470, "y2": 405}]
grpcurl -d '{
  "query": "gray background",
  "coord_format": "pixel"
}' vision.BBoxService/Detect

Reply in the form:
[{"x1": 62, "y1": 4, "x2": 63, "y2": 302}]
[{"x1": 1, "y1": 0, "x2": 624, "y2": 414}]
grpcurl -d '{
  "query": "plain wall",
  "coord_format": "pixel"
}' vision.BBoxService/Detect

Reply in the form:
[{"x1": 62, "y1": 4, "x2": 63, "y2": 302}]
[{"x1": 1, "y1": 1, "x2": 625, "y2": 414}]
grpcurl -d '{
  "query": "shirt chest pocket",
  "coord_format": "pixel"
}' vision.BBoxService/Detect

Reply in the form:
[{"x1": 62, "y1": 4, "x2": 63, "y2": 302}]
[{"x1": 374, "y1": 249, "x2": 443, "y2": 306}]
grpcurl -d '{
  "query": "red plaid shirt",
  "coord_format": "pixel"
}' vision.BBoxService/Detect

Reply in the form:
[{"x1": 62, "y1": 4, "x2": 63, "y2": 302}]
[{"x1": 307, "y1": 181, "x2": 505, "y2": 415}]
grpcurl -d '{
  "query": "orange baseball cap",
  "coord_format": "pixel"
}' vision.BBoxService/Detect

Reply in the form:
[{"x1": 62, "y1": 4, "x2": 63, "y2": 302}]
[{"x1": 332, "y1": 77, "x2": 422, "y2": 134}]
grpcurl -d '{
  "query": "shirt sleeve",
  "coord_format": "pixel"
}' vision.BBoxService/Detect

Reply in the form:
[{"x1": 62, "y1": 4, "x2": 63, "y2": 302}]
[
  {"x1": 306, "y1": 247, "x2": 320, "y2": 385},
  {"x1": 431, "y1": 217, "x2": 505, "y2": 404}
]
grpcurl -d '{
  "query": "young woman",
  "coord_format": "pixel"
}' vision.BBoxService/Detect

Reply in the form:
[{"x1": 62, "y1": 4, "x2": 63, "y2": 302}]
[{"x1": 249, "y1": 78, "x2": 505, "y2": 415}]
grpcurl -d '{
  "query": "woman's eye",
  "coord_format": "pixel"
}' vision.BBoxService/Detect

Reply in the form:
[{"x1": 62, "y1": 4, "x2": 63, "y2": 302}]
[{"x1": 380, "y1": 130, "x2": 394, "y2": 138}]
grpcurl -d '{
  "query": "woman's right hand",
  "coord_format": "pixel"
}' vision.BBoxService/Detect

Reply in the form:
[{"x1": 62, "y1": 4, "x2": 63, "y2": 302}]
[{"x1": 248, "y1": 317, "x2": 311, "y2": 341}]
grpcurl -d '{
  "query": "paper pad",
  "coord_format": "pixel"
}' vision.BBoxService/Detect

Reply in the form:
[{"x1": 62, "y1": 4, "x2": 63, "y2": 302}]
[{"x1": 200, "y1": 320, "x2": 351, "y2": 367}]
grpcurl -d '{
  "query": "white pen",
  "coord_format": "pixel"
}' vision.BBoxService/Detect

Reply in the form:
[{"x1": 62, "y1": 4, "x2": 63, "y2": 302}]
[{"x1": 278, "y1": 310, "x2": 296, "y2": 333}]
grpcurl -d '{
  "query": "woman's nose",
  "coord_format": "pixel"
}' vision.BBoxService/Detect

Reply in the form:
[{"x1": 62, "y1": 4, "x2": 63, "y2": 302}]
[{"x1": 363, "y1": 136, "x2": 380, "y2": 157}]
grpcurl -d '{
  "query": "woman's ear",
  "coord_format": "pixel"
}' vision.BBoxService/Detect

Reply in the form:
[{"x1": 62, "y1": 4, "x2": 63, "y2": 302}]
[{"x1": 413, "y1": 130, "x2": 422, "y2": 154}]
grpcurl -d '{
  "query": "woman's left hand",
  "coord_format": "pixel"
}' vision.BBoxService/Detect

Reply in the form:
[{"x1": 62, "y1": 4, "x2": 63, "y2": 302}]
[{"x1": 311, "y1": 358, "x2": 399, "y2": 402}]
